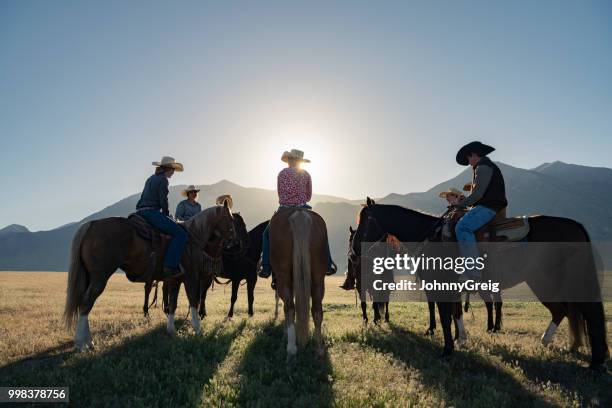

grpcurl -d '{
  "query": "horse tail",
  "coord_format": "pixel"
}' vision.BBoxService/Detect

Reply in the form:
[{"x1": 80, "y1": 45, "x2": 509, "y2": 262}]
[
  {"x1": 290, "y1": 211, "x2": 312, "y2": 348},
  {"x1": 63, "y1": 222, "x2": 92, "y2": 329}
]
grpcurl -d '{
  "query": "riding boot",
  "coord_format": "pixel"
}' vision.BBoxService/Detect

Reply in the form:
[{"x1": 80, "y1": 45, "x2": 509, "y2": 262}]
[{"x1": 258, "y1": 259, "x2": 272, "y2": 279}]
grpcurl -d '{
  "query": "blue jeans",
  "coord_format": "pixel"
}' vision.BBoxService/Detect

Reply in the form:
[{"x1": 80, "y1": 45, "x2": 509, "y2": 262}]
[
  {"x1": 261, "y1": 205, "x2": 334, "y2": 270},
  {"x1": 138, "y1": 210, "x2": 188, "y2": 269},
  {"x1": 455, "y1": 205, "x2": 496, "y2": 278}
]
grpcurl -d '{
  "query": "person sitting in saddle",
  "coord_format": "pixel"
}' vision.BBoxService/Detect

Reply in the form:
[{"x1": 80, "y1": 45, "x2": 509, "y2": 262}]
[
  {"x1": 452, "y1": 141, "x2": 508, "y2": 282},
  {"x1": 136, "y1": 156, "x2": 188, "y2": 280},
  {"x1": 259, "y1": 149, "x2": 337, "y2": 286},
  {"x1": 175, "y1": 185, "x2": 202, "y2": 221}
]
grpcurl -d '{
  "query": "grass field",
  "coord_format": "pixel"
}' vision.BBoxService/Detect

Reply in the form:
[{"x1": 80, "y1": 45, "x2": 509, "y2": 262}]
[{"x1": 0, "y1": 272, "x2": 610, "y2": 407}]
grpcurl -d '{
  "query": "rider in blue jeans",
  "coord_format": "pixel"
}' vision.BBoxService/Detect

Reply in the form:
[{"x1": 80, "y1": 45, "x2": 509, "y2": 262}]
[
  {"x1": 453, "y1": 142, "x2": 508, "y2": 282},
  {"x1": 136, "y1": 156, "x2": 187, "y2": 280}
]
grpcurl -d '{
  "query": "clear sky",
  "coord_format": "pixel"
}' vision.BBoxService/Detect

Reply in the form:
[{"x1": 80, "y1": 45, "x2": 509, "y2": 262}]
[{"x1": 1, "y1": 1, "x2": 611, "y2": 231}]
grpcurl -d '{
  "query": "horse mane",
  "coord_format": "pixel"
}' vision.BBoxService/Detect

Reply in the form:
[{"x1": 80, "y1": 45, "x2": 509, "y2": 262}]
[
  {"x1": 359, "y1": 203, "x2": 440, "y2": 241},
  {"x1": 184, "y1": 206, "x2": 223, "y2": 240}
]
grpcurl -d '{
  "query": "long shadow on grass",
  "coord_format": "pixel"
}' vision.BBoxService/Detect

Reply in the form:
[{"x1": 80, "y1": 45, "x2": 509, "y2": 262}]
[
  {"x1": 234, "y1": 320, "x2": 334, "y2": 407},
  {"x1": 0, "y1": 320, "x2": 246, "y2": 407},
  {"x1": 487, "y1": 343, "x2": 611, "y2": 406},
  {"x1": 344, "y1": 322, "x2": 555, "y2": 407}
]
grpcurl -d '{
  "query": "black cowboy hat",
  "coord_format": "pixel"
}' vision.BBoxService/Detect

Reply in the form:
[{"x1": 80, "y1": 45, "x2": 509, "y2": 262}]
[{"x1": 456, "y1": 141, "x2": 495, "y2": 166}]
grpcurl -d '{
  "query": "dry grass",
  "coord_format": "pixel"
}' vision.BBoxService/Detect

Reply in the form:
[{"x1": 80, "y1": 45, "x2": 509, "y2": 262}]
[{"x1": 0, "y1": 272, "x2": 610, "y2": 407}]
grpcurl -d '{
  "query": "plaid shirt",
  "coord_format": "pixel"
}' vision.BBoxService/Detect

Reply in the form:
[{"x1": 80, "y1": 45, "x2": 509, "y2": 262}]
[{"x1": 277, "y1": 167, "x2": 312, "y2": 206}]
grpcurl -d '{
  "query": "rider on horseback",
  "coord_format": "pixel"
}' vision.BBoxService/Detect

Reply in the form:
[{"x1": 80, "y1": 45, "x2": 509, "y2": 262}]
[
  {"x1": 175, "y1": 185, "x2": 202, "y2": 221},
  {"x1": 259, "y1": 149, "x2": 337, "y2": 286},
  {"x1": 136, "y1": 156, "x2": 187, "y2": 280},
  {"x1": 452, "y1": 142, "x2": 508, "y2": 282}
]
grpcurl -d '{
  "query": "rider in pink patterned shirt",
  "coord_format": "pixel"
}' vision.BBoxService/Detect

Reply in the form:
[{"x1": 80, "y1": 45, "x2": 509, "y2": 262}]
[
  {"x1": 259, "y1": 149, "x2": 336, "y2": 285},
  {"x1": 277, "y1": 167, "x2": 312, "y2": 206}
]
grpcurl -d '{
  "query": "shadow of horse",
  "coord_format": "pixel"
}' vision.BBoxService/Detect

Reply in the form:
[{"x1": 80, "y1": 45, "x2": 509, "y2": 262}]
[
  {"x1": 343, "y1": 322, "x2": 561, "y2": 407},
  {"x1": 0, "y1": 321, "x2": 246, "y2": 407},
  {"x1": 232, "y1": 320, "x2": 335, "y2": 407}
]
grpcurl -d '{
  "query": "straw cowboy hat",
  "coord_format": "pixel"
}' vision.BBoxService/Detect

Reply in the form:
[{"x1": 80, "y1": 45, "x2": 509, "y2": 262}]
[
  {"x1": 215, "y1": 194, "x2": 233, "y2": 209},
  {"x1": 456, "y1": 141, "x2": 495, "y2": 166},
  {"x1": 438, "y1": 187, "x2": 463, "y2": 199},
  {"x1": 281, "y1": 149, "x2": 310, "y2": 163},
  {"x1": 181, "y1": 185, "x2": 200, "y2": 198},
  {"x1": 152, "y1": 156, "x2": 184, "y2": 171}
]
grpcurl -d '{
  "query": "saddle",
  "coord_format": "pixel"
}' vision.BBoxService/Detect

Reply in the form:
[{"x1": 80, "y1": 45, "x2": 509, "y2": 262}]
[
  {"x1": 127, "y1": 214, "x2": 173, "y2": 282},
  {"x1": 442, "y1": 208, "x2": 530, "y2": 242}
]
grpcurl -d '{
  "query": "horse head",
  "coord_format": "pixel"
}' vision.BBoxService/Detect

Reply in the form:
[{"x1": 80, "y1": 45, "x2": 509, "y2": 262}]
[{"x1": 222, "y1": 212, "x2": 250, "y2": 257}]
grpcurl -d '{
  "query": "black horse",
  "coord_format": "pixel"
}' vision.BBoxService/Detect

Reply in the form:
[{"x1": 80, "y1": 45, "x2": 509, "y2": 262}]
[
  {"x1": 200, "y1": 220, "x2": 269, "y2": 320},
  {"x1": 347, "y1": 226, "x2": 389, "y2": 324},
  {"x1": 351, "y1": 198, "x2": 608, "y2": 370}
]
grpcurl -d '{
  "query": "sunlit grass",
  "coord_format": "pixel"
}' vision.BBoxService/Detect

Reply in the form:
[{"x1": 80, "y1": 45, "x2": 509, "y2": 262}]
[{"x1": 0, "y1": 272, "x2": 610, "y2": 407}]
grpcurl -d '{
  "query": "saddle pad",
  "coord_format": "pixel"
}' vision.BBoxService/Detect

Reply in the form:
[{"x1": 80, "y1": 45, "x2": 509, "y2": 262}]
[{"x1": 128, "y1": 214, "x2": 169, "y2": 241}]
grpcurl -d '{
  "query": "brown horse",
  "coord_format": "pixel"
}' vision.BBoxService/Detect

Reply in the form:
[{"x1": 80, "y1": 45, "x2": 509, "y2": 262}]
[
  {"x1": 63, "y1": 204, "x2": 235, "y2": 351},
  {"x1": 270, "y1": 208, "x2": 328, "y2": 358}
]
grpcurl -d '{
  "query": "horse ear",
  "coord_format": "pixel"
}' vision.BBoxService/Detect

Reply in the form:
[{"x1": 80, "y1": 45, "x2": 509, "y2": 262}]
[
  {"x1": 366, "y1": 197, "x2": 372, "y2": 206},
  {"x1": 223, "y1": 199, "x2": 229, "y2": 209},
  {"x1": 349, "y1": 226, "x2": 354, "y2": 233}
]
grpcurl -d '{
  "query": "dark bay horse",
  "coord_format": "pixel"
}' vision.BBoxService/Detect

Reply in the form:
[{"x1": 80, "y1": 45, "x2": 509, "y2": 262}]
[
  {"x1": 347, "y1": 226, "x2": 389, "y2": 324},
  {"x1": 200, "y1": 220, "x2": 269, "y2": 320},
  {"x1": 270, "y1": 208, "x2": 328, "y2": 358},
  {"x1": 352, "y1": 199, "x2": 608, "y2": 370},
  {"x1": 63, "y1": 204, "x2": 235, "y2": 350}
]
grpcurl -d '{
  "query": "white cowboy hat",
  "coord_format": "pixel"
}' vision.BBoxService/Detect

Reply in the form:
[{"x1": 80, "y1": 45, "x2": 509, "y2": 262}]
[
  {"x1": 438, "y1": 187, "x2": 463, "y2": 199},
  {"x1": 181, "y1": 185, "x2": 200, "y2": 198},
  {"x1": 152, "y1": 156, "x2": 184, "y2": 171},
  {"x1": 281, "y1": 149, "x2": 310, "y2": 163},
  {"x1": 215, "y1": 194, "x2": 233, "y2": 209}
]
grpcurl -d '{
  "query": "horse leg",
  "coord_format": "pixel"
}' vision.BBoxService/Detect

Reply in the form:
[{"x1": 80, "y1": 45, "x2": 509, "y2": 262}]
[
  {"x1": 75, "y1": 276, "x2": 110, "y2": 351},
  {"x1": 384, "y1": 302, "x2": 389, "y2": 323},
  {"x1": 454, "y1": 301, "x2": 467, "y2": 346},
  {"x1": 162, "y1": 282, "x2": 170, "y2": 315},
  {"x1": 437, "y1": 302, "x2": 454, "y2": 358},
  {"x1": 166, "y1": 282, "x2": 180, "y2": 336},
  {"x1": 493, "y1": 295, "x2": 503, "y2": 333},
  {"x1": 198, "y1": 276, "x2": 212, "y2": 319},
  {"x1": 282, "y1": 288, "x2": 297, "y2": 358},
  {"x1": 226, "y1": 279, "x2": 239, "y2": 321},
  {"x1": 247, "y1": 274, "x2": 256, "y2": 317},
  {"x1": 373, "y1": 302, "x2": 381, "y2": 325},
  {"x1": 360, "y1": 301, "x2": 368, "y2": 324},
  {"x1": 425, "y1": 301, "x2": 436, "y2": 335},
  {"x1": 143, "y1": 282, "x2": 151, "y2": 317},
  {"x1": 541, "y1": 302, "x2": 565, "y2": 346},
  {"x1": 311, "y1": 282, "x2": 325, "y2": 357},
  {"x1": 574, "y1": 302, "x2": 608, "y2": 370}
]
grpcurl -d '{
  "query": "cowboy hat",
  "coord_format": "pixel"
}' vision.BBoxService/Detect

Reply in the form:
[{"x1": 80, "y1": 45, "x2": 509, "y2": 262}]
[
  {"x1": 438, "y1": 187, "x2": 463, "y2": 199},
  {"x1": 456, "y1": 141, "x2": 495, "y2": 166},
  {"x1": 181, "y1": 185, "x2": 200, "y2": 198},
  {"x1": 281, "y1": 149, "x2": 310, "y2": 163},
  {"x1": 152, "y1": 156, "x2": 184, "y2": 171},
  {"x1": 215, "y1": 194, "x2": 233, "y2": 209}
]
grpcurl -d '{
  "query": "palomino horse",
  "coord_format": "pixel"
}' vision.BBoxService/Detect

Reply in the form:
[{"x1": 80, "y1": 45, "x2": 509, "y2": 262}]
[
  {"x1": 63, "y1": 204, "x2": 235, "y2": 351},
  {"x1": 270, "y1": 208, "x2": 328, "y2": 358},
  {"x1": 352, "y1": 199, "x2": 608, "y2": 370},
  {"x1": 200, "y1": 219, "x2": 268, "y2": 320}
]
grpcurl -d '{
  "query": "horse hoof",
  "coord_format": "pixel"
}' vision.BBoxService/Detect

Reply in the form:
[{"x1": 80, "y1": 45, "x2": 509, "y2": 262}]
[
  {"x1": 224, "y1": 316, "x2": 233, "y2": 323},
  {"x1": 440, "y1": 351, "x2": 453, "y2": 361},
  {"x1": 456, "y1": 337, "x2": 467, "y2": 347},
  {"x1": 425, "y1": 329, "x2": 435, "y2": 336},
  {"x1": 588, "y1": 363, "x2": 608, "y2": 374}
]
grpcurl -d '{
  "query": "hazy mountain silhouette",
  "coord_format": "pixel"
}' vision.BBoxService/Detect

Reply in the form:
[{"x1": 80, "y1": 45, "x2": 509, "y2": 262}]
[{"x1": 1, "y1": 162, "x2": 610, "y2": 271}]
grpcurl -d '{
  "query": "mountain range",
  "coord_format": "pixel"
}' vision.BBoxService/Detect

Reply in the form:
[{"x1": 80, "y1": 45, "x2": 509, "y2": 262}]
[{"x1": 1, "y1": 161, "x2": 610, "y2": 272}]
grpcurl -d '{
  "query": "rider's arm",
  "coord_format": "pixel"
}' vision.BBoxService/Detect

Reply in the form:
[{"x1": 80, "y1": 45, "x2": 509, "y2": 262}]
[
  {"x1": 159, "y1": 177, "x2": 170, "y2": 215},
  {"x1": 456, "y1": 164, "x2": 493, "y2": 207},
  {"x1": 175, "y1": 201, "x2": 185, "y2": 221},
  {"x1": 304, "y1": 171, "x2": 312, "y2": 202}
]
